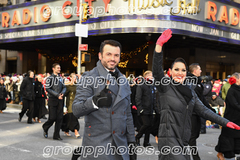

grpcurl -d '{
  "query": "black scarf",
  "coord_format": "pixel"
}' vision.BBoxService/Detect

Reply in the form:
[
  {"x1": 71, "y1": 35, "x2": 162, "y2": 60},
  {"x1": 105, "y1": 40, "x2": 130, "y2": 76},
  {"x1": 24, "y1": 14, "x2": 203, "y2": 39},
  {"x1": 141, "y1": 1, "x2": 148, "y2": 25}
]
[
  {"x1": 109, "y1": 70, "x2": 119, "y2": 80},
  {"x1": 171, "y1": 77, "x2": 193, "y2": 104}
]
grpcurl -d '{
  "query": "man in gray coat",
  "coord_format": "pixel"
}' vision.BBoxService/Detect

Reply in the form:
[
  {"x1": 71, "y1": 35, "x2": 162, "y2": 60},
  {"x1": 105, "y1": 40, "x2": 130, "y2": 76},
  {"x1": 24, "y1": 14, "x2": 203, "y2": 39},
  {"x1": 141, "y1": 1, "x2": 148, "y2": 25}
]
[{"x1": 72, "y1": 40, "x2": 136, "y2": 160}]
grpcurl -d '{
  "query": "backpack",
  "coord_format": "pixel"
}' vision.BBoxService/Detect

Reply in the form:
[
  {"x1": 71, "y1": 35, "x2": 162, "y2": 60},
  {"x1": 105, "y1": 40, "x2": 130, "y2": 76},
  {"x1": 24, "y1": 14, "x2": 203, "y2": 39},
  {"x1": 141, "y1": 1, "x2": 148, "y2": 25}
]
[{"x1": 203, "y1": 83, "x2": 212, "y2": 96}]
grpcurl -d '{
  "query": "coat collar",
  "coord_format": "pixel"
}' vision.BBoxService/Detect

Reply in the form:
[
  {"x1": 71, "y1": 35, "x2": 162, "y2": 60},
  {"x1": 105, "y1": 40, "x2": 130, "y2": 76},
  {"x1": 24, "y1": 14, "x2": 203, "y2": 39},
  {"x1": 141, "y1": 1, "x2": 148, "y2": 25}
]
[
  {"x1": 51, "y1": 73, "x2": 60, "y2": 77},
  {"x1": 113, "y1": 74, "x2": 131, "y2": 107},
  {"x1": 96, "y1": 60, "x2": 131, "y2": 106}
]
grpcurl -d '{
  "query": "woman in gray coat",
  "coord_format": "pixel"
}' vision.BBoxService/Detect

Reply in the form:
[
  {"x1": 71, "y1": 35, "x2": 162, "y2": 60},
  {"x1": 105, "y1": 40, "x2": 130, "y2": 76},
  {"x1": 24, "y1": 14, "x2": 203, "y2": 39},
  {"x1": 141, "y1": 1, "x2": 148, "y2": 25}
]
[{"x1": 152, "y1": 29, "x2": 240, "y2": 160}]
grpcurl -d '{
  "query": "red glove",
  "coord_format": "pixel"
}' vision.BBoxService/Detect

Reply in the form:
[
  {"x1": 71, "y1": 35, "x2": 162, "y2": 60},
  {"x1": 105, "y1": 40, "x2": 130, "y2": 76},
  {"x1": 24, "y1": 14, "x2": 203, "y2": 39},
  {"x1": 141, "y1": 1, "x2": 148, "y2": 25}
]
[
  {"x1": 226, "y1": 122, "x2": 240, "y2": 130},
  {"x1": 6, "y1": 98, "x2": 8, "y2": 101},
  {"x1": 156, "y1": 29, "x2": 172, "y2": 46},
  {"x1": 132, "y1": 105, "x2": 137, "y2": 110}
]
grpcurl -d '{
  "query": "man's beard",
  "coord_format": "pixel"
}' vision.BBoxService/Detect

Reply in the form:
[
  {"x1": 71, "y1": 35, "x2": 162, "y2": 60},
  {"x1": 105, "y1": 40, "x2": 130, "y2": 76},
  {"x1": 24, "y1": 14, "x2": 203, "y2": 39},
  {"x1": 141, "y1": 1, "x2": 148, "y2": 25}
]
[{"x1": 102, "y1": 60, "x2": 118, "y2": 70}]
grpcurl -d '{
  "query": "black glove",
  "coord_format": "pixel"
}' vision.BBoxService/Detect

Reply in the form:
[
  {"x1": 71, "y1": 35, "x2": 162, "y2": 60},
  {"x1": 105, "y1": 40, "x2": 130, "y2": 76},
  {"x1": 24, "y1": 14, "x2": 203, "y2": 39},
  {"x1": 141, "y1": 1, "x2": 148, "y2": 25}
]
[
  {"x1": 71, "y1": 147, "x2": 82, "y2": 160},
  {"x1": 128, "y1": 142, "x2": 137, "y2": 160},
  {"x1": 92, "y1": 85, "x2": 112, "y2": 108}
]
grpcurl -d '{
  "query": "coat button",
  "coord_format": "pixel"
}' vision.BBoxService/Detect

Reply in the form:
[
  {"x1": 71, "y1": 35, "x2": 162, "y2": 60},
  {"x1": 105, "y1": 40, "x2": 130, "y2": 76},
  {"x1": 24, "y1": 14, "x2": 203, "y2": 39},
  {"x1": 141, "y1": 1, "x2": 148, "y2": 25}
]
[
  {"x1": 121, "y1": 131, "x2": 124, "y2": 134},
  {"x1": 88, "y1": 134, "x2": 91, "y2": 136},
  {"x1": 124, "y1": 112, "x2": 126, "y2": 115},
  {"x1": 113, "y1": 131, "x2": 115, "y2": 134},
  {"x1": 112, "y1": 111, "x2": 114, "y2": 115}
]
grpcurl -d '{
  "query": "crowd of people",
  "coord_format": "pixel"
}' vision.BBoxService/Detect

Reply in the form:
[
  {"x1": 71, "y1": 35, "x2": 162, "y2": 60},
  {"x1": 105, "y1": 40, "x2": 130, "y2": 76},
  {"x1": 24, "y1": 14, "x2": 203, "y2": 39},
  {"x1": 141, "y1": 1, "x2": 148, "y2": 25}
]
[
  {"x1": 0, "y1": 67, "x2": 81, "y2": 139},
  {"x1": 127, "y1": 70, "x2": 238, "y2": 160},
  {"x1": 0, "y1": 29, "x2": 240, "y2": 160}
]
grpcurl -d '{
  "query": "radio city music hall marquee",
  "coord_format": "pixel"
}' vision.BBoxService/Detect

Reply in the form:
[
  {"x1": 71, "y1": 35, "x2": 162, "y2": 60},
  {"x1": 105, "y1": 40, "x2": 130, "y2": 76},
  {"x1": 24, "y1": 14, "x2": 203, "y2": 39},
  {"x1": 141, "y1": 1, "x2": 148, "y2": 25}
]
[{"x1": 1, "y1": 0, "x2": 240, "y2": 44}]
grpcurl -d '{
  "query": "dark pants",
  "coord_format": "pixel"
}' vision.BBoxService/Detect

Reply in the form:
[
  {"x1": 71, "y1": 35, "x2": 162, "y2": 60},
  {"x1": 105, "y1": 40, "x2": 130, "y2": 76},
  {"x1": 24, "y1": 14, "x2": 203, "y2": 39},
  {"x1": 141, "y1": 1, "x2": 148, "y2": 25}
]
[
  {"x1": 19, "y1": 99, "x2": 34, "y2": 123},
  {"x1": 136, "y1": 114, "x2": 153, "y2": 144},
  {"x1": 42, "y1": 99, "x2": 63, "y2": 138},
  {"x1": 132, "y1": 112, "x2": 142, "y2": 132},
  {"x1": 189, "y1": 114, "x2": 201, "y2": 160},
  {"x1": 33, "y1": 97, "x2": 48, "y2": 119},
  {"x1": 200, "y1": 117, "x2": 206, "y2": 133},
  {"x1": 151, "y1": 113, "x2": 160, "y2": 137}
]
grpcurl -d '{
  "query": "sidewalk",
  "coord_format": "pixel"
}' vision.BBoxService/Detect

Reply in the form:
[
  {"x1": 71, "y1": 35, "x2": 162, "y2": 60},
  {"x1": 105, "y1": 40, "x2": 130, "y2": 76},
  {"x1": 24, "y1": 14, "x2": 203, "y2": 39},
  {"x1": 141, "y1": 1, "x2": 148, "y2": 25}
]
[
  {"x1": 6, "y1": 103, "x2": 23, "y2": 109},
  {"x1": 4, "y1": 103, "x2": 238, "y2": 160}
]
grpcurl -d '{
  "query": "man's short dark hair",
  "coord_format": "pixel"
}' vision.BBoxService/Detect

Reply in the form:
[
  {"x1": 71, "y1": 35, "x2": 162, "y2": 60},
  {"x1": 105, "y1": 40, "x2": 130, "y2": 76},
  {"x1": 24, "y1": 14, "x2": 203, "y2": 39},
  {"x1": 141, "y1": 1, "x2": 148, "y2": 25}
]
[
  {"x1": 189, "y1": 63, "x2": 200, "y2": 73},
  {"x1": 27, "y1": 70, "x2": 33, "y2": 77},
  {"x1": 52, "y1": 63, "x2": 60, "y2": 69},
  {"x1": 171, "y1": 58, "x2": 188, "y2": 70},
  {"x1": 99, "y1": 40, "x2": 122, "y2": 54}
]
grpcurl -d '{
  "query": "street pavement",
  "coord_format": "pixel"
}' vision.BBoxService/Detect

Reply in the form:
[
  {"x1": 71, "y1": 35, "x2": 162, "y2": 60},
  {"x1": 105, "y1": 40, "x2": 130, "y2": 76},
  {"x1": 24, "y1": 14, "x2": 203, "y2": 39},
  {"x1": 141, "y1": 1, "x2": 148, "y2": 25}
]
[{"x1": 0, "y1": 105, "x2": 237, "y2": 160}]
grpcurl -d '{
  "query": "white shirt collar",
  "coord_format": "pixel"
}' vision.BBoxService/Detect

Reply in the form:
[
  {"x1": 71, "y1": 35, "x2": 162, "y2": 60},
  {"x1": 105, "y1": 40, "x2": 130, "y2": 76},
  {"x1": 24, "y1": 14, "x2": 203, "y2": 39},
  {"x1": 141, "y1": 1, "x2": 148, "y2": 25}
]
[{"x1": 104, "y1": 67, "x2": 115, "y2": 73}]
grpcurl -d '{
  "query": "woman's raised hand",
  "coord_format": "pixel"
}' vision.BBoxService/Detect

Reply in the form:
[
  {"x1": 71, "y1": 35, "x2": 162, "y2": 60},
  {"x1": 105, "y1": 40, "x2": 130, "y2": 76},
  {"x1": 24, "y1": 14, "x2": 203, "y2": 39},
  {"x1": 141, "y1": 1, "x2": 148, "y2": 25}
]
[{"x1": 156, "y1": 29, "x2": 172, "y2": 46}]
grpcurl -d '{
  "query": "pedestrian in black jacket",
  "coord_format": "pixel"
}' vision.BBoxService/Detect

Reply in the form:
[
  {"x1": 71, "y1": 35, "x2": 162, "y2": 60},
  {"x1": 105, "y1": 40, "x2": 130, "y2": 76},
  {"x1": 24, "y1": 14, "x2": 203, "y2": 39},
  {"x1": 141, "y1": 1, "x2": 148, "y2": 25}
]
[
  {"x1": 42, "y1": 63, "x2": 66, "y2": 140},
  {"x1": 33, "y1": 75, "x2": 48, "y2": 123},
  {"x1": 153, "y1": 29, "x2": 240, "y2": 160},
  {"x1": 215, "y1": 73, "x2": 240, "y2": 160},
  {"x1": 18, "y1": 70, "x2": 35, "y2": 124},
  {"x1": 0, "y1": 78, "x2": 7, "y2": 113},
  {"x1": 135, "y1": 70, "x2": 156, "y2": 147},
  {"x1": 130, "y1": 82, "x2": 142, "y2": 132},
  {"x1": 151, "y1": 87, "x2": 160, "y2": 144},
  {"x1": 187, "y1": 64, "x2": 216, "y2": 160}
]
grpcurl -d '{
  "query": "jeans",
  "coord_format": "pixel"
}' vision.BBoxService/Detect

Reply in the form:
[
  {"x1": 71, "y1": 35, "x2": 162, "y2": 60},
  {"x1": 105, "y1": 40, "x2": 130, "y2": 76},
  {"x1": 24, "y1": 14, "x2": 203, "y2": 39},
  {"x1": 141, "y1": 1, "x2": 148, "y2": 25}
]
[{"x1": 10, "y1": 91, "x2": 15, "y2": 101}]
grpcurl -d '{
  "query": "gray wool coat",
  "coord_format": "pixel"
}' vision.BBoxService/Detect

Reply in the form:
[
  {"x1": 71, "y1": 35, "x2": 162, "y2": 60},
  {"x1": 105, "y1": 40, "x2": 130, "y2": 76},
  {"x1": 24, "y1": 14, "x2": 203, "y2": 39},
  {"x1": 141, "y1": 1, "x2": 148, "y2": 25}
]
[{"x1": 72, "y1": 60, "x2": 135, "y2": 160}]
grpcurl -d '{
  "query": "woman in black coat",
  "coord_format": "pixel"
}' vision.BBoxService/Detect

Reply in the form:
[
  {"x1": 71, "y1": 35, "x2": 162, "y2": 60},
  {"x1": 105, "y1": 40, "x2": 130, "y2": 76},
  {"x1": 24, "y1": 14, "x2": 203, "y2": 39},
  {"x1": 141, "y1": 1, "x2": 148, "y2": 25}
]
[
  {"x1": 130, "y1": 82, "x2": 142, "y2": 132},
  {"x1": 19, "y1": 71, "x2": 35, "y2": 123},
  {"x1": 215, "y1": 74, "x2": 240, "y2": 160},
  {"x1": 33, "y1": 75, "x2": 48, "y2": 123},
  {"x1": 0, "y1": 78, "x2": 7, "y2": 113},
  {"x1": 153, "y1": 29, "x2": 240, "y2": 160}
]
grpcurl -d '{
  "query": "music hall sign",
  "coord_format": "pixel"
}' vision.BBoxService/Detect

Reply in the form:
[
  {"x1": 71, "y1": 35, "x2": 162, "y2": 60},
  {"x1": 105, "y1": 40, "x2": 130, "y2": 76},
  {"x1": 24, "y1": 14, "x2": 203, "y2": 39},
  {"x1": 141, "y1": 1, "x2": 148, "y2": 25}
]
[{"x1": 1, "y1": 0, "x2": 240, "y2": 44}]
